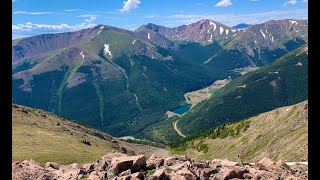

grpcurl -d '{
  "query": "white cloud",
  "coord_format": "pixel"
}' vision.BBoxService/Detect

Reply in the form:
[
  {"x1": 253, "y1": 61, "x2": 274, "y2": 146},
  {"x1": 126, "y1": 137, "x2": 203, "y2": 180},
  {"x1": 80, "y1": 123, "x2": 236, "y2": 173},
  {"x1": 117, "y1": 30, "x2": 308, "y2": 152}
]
[
  {"x1": 284, "y1": 0, "x2": 297, "y2": 6},
  {"x1": 13, "y1": 11, "x2": 54, "y2": 15},
  {"x1": 120, "y1": 0, "x2": 141, "y2": 13},
  {"x1": 302, "y1": 0, "x2": 308, "y2": 2},
  {"x1": 12, "y1": 16, "x2": 97, "y2": 38},
  {"x1": 215, "y1": 0, "x2": 232, "y2": 7},
  {"x1": 166, "y1": 9, "x2": 308, "y2": 27}
]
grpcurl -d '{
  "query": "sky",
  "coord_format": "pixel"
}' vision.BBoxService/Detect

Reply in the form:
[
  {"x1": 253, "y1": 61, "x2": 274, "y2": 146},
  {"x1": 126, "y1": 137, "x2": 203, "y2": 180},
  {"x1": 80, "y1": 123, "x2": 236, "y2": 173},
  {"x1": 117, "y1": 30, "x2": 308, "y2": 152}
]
[{"x1": 12, "y1": 0, "x2": 308, "y2": 39}]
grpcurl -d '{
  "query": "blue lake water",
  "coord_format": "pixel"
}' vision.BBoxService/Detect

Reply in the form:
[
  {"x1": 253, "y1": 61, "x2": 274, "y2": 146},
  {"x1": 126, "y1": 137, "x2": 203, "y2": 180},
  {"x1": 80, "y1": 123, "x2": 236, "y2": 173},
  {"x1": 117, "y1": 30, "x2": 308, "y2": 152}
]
[{"x1": 172, "y1": 104, "x2": 192, "y2": 115}]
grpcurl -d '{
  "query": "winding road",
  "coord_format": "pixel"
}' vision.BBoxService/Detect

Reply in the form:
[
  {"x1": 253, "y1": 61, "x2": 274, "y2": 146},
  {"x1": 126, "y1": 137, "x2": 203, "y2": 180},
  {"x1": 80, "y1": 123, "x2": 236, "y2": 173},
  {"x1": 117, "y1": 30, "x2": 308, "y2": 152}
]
[{"x1": 173, "y1": 120, "x2": 186, "y2": 138}]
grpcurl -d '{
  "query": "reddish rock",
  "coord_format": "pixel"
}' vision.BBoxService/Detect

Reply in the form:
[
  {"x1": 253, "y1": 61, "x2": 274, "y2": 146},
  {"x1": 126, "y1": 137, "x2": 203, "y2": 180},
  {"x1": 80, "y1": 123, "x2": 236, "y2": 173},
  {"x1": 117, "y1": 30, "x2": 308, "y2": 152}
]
[
  {"x1": 175, "y1": 167, "x2": 197, "y2": 180},
  {"x1": 146, "y1": 154, "x2": 164, "y2": 169},
  {"x1": 88, "y1": 170, "x2": 107, "y2": 180},
  {"x1": 215, "y1": 167, "x2": 249, "y2": 180},
  {"x1": 198, "y1": 168, "x2": 218, "y2": 179},
  {"x1": 164, "y1": 156, "x2": 190, "y2": 167},
  {"x1": 109, "y1": 155, "x2": 146, "y2": 177},
  {"x1": 147, "y1": 168, "x2": 169, "y2": 180},
  {"x1": 45, "y1": 162, "x2": 60, "y2": 170},
  {"x1": 131, "y1": 172, "x2": 144, "y2": 179},
  {"x1": 258, "y1": 157, "x2": 275, "y2": 167},
  {"x1": 12, "y1": 160, "x2": 55, "y2": 180},
  {"x1": 221, "y1": 159, "x2": 239, "y2": 167}
]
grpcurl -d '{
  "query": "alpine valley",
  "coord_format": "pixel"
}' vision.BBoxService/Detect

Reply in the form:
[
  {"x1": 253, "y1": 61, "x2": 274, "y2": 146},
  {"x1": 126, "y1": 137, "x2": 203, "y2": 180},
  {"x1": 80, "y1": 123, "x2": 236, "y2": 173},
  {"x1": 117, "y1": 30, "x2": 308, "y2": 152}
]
[{"x1": 12, "y1": 18, "x2": 308, "y2": 144}]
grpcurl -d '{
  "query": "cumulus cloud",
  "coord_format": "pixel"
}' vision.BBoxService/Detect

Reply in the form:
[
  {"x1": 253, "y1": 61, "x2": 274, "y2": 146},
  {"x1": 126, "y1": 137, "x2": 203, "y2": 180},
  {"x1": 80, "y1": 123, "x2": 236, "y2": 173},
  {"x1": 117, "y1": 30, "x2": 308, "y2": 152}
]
[
  {"x1": 13, "y1": 11, "x2": 54, "y2": 15},
  {"x1": 215, "y1": 0, "x2": 232, "y2": 7},
  {"x1": 120, "y1": 0, "x2": 141, "y2": 13},
  {"x1": 12, "y1": 15, "x2": 97, "y2": 38}
]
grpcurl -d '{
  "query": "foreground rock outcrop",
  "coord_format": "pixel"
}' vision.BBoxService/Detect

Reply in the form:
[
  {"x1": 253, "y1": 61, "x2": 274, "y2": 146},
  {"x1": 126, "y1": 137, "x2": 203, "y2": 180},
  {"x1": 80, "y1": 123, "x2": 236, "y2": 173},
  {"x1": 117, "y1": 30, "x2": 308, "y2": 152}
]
[{"x1": 12, "y1": 153, "x2": 308, "y2": 180}]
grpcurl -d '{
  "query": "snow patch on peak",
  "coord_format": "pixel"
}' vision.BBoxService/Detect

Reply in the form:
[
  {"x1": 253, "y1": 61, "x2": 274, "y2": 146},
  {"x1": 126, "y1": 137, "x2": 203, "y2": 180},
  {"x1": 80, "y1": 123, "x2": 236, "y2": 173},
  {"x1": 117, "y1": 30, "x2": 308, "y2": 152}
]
[
  {"x1": 103, "y1": 44, "x2": 112, "y2": 58},
  {"x1": 290, "y1": 20, "x2": 298, "y2": 25},
  {"x1": 219, "y1": 27, "x2": 224, "y2": 35},
  {"x1": 97, "y1": 31, "x2": 102, "y2": 35},
  {"x1": 231, "y1": 29, "x2": 236, "y2": 33},
  {"x1": 208, "y1": 33, "x2": 213, "y2": 42},
  {"x1": 226, "y1": 29, "x2": 229, "y2": 35},
  {"x1": 80, "y1": 51, "x2": 84, "y2": 59},
  {"x1": 260, "y1": 30, "x2": 266, "y2": 39},
  {"x1": 209, "y1": 21, "x2": 215, "y2": 26},
  {"x1": 132, "y1": 40, "x2": 137, "y2": 44},
  {"x1": 148, "y1": 33, "x2": 151, "y2": 39},
  {"x1": 100, "y1": 26, "x2": 104, "y2": 29}
]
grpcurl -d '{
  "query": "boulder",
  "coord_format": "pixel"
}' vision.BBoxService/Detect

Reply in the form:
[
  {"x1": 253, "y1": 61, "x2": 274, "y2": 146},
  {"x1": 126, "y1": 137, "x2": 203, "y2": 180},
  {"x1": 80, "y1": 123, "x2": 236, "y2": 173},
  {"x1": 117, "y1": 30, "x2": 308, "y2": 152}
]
[
  {"x1": 147, "y1": 168, "x2": 169, "y2": 180},
  {"x1": 198, "y1": 168, "x2": 218, "y2": 179},
  {"x1": 146, "y1": 154, "x2": 164, "y2": 169},
  {"x1": 220, "y1": 159, "x2": 239, "y2": 167},
  {"x1": 45, "y1": 162, "x2": 60, "y2": 170},
  {"x1": 193, "y1": 160, "x2": 209, "y2": 168},
  {"x1": 171, "y1": 161, "x2": 191, "y2": 171},
  {"x1": 119, "y1": 169, "x2": 132, "y2": 177},
  {"x1": 88, "y1": 170, "x2": 107, "y2": 180},
  {"x1": 258, "y1": 157, "x2": 275, "y2": 167},
  {"x1": 253, "y1": 162, "x2": 267, "y2": 170},
  {"x1": 175, "y1": 167, "x2": 197, "y2": 180},
  {"x1": 94, "y1": 159, "x2": 108, "y2": 171},
  {"x1": 272, "y1": 160, "x2": 292, "y2": 172},
  {"x1": 131, "y1": 172, "x2": 145, "y2": 179},
  {"x1": 12, "y1": 160, "x2": 55, "y2": 180},
  {"x1": 83, "y1": 163, "x2": 95, "y2": 173},
  {"x1": 169, "y1": 174, "x2": 188, "y2": 180},
  {"x1": 109, "y1": 155, "x2": 146, "y2": 176},
  {"x1": 214, "y1": 167, "x2": 249, "y2": 180},
  {"x1": 131, "y1": 155, "x2": 147, "y2": 172},
  {"x1": 164, "y1": 156, "x2": 190, "y2": 167}
]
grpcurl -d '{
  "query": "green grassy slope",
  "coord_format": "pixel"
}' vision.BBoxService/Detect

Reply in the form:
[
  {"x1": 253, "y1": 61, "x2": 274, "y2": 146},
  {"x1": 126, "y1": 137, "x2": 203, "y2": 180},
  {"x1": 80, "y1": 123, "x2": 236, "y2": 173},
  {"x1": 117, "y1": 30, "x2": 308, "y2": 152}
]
[
  {"x1": 170, "y1": 100, "x2": 308, "y2": 162},
  {"x1": 12, "y1": 104, "x2": 169, "y2": 165}
]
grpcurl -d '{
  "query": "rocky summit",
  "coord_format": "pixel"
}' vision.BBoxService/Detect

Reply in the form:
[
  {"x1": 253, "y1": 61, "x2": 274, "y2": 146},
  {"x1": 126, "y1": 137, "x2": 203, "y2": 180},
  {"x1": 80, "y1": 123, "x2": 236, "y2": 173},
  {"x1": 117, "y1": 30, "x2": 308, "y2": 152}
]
[{"x1": 12, "y1": 153, "x2": 308, "y2": 180}]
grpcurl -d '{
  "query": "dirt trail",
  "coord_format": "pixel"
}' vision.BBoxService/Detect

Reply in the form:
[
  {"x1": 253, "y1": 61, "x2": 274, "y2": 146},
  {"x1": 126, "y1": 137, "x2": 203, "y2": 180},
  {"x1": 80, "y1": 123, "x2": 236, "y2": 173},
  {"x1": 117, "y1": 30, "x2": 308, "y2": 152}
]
[{"x1": 173, "y1": 120, "x2": 186, "y2": 138}]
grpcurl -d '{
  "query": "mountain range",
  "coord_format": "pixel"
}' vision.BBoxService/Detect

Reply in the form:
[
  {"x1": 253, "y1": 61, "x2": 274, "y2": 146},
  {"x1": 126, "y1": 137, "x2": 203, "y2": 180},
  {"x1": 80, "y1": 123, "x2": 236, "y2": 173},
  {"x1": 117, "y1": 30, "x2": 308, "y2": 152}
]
[{"x1": 12, "y1": 18, "x2": 308, "y2": 141}]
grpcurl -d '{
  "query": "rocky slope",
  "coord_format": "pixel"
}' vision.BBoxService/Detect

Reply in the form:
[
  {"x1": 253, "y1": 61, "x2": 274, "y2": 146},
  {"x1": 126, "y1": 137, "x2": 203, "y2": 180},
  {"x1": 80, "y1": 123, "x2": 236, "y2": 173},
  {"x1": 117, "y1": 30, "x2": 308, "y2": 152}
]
[
  {"x1": 12, "y1": 153, "x2": 308, "y2": 179},
  {"x1": 12, "y1": 104, "x2": 169, "y2": 165},
  {"x1": 136, "y1": 19, "x2": 237, "y2": 45},
  {"x1": 138, "y1": 19, "x2": 307, "y2": 66}
]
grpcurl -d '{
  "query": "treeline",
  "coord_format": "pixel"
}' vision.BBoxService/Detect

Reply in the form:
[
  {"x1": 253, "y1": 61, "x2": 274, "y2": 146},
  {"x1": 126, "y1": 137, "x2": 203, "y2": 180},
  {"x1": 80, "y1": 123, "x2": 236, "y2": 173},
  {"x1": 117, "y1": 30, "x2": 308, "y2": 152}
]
[{"x1": 169, "y1": 120, "x2": 251, "y2": 150}]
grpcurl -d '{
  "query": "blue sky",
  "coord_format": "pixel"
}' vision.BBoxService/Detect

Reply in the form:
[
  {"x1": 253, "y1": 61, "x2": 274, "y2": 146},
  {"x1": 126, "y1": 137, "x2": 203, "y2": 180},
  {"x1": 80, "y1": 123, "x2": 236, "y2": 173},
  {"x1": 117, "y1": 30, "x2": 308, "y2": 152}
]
[{"x1": 12, "y1": 0, "x2": 308, "y2": 39}]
